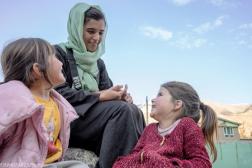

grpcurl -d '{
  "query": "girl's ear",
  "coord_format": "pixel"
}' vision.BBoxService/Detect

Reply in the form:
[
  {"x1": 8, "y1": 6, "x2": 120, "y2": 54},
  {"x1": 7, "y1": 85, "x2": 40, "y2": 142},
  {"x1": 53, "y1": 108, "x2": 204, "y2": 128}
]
[
  {"x1": 174, "y1": 100, "x2": 183, "y2": 111},
  {"x1": 32, "y1": 63, "x2": 42, "y2": 79}
]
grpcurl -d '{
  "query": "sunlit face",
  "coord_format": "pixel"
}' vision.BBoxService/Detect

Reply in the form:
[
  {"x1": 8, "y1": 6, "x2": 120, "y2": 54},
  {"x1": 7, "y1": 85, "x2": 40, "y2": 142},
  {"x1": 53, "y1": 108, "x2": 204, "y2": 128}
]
[
  {"x1": 47, "y1": 54, "x2": 65, "y2": 86},
  {"x1": 150, "y1": 87, "x2": 177, "y2": 121},
  {"x1": 83, "y1": 19, "x2": 105, "y2": 52}
]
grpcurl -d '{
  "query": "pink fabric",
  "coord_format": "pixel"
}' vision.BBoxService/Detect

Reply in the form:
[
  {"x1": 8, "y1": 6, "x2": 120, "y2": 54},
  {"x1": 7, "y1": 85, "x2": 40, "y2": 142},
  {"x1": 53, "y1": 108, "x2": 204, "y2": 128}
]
[
  {"x1": 0, "y1": 80, "x2": 78, "y2": 168},
  {"x1": 113, "y1": 117, "x2": 212, "y2": 168}
]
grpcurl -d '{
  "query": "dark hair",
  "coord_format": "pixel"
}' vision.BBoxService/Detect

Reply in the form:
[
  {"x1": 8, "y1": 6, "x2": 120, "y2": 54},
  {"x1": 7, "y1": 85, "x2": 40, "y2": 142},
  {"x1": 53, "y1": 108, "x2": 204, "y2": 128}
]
[
  {"x1": 84, "y1": 7, "x2": 105, "y2": 24},
  {"x1": 162, "y1": 81, "x2": 217, "y2": 162},
  {"x1": 1, "y1": 38, "x2": 55, "y2": 88}
]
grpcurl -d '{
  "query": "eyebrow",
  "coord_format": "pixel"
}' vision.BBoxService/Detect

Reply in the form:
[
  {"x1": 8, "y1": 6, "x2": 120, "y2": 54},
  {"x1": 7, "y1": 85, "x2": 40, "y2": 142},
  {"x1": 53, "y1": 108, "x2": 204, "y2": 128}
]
[{"x1": 86, "y1": 27, "x2": 104, "y2": 31}]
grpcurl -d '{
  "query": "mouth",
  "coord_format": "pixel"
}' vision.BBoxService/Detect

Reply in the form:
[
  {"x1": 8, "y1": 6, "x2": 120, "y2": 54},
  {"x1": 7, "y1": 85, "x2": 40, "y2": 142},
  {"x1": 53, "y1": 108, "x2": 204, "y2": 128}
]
[
  {"x1": 151, "y1": 105, "x2": 155, "y2": 111},
  {"x1": 89, "y1": 42, "x2": 98, "y2": 46},
  {"x1": 89, "y1": 44, "x2": 98, "y2": 49},
  {"x1": 151, "y1": 104, "x2": 155, "y2": 108}
]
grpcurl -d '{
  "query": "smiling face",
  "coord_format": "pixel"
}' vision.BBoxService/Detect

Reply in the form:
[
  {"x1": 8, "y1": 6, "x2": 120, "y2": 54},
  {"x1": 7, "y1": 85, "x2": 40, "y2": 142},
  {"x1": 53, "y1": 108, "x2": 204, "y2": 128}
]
[
  {"x1": 151, "y1": 87, "x2": 183, "y2": 123},
  {"x1": 151, "y1": 87, "x2": 176, "y2": 121},
  {"x1": 83, "y1": 18, "x2": 105, "y2": 52},
  {"x1": 46, "y1": 54, "x2": 65, "y2": 87}
]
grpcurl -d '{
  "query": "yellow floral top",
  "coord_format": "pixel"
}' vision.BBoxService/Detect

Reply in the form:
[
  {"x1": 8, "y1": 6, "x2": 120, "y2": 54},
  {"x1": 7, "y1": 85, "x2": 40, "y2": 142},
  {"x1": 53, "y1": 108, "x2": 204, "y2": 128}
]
[{"x1": 33, "y1": 95, "x2": 63, "y2": 164}]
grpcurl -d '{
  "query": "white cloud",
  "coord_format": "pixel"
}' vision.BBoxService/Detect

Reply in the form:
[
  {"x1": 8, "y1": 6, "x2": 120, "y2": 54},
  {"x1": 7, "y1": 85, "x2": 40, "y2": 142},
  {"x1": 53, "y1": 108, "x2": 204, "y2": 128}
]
[
  {"x1": 238, "y1": 40, "x2": 246, "y2": 45},
  {"x1": 235, "y1": 38, "x2": 252, "y2": 49},
  {"x1": 236, "y1": 38, "x2": 252, "y2": 49},
  {"x1": 232, "y1": 23, "x2": 252, "y2": 49},
  {"x1": 208, "y1": 0, "x2": 239, "y2": 8},
  {"x1": 193, "y1": 16, "x2": 226, "y2": 34},
  {"x1": 209, "y1": 0, "x2": 226, "y2": 6},
  {"x1": 172, "y1": 0, "x2": 195, "y2": 6},
  {"x1": 186, "y1": 24, "x2": 194, "y2": 28},
  {"x1": 239, "y1": 23, "x2": 252, "y2": 29},
  {"x1": 194, "y1": 38, "x2": 207, "y2": 48},
  {"x1": 140, "y1": 26, "x2": 207, "y2": 49},
  {"x1": 170, "y1": 0, "x2": 238, "y2": 7},
  {"x1": 140, "y1": 26, "x2": 173, "y2": 41},
  {"x1": 172, "y1": 34, "x2": 207, "y2": 49}
]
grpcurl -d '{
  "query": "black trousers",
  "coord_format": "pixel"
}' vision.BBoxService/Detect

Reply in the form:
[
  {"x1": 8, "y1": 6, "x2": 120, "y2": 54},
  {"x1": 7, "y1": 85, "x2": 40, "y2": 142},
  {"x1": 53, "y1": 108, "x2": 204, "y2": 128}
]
[{"x1": 69, "y1": 100, "x2": 146, "y2": 168}]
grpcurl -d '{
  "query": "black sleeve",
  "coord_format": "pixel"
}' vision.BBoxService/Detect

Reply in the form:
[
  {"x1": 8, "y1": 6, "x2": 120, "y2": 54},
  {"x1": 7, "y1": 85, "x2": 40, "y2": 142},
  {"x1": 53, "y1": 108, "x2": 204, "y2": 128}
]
[
  {"x1": 54, "y1": 45, "x2": 100, "y2": 116},
  {"x1": 97, "y1": 59, "x2": 113, "y2": 90}
]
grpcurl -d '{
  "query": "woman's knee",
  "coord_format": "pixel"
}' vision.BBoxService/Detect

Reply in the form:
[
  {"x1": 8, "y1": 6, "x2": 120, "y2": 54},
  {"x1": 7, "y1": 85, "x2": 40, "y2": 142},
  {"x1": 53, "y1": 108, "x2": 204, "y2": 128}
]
[
  {"x1": 106, "y1": 101, "x2": 134, "y2": 118},
  {"x1": 114, "y1": 101, "x2": 144, "y2": 119}
]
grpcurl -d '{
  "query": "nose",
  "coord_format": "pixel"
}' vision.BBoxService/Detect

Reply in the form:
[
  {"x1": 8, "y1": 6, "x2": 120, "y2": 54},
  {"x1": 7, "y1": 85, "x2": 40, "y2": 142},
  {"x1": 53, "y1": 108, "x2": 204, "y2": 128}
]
[
  {"x1": 92, "y1": 32, "x2": 100, "y2": 41},
  {"x1": 151, "y1": 98, "x2": 155, "y2": 104},
  {"x1": 56, "y1": 57, "x2": 63, "y2": 66},
  {"x1": 59, "y1": 60, "x2": 63, "y2": 66}
]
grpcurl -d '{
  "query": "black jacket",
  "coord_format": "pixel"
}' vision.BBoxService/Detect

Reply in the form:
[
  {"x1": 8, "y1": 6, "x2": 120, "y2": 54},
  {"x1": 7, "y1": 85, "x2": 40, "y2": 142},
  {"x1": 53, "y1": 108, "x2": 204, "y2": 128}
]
[{"x1": 54, "y1": 45, "x2": 113, "y2": 116}]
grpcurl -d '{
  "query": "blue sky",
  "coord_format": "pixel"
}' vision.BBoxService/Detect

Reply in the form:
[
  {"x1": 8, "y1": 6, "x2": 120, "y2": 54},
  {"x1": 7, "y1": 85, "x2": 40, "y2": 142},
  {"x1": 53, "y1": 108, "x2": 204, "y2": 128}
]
[{"x1": 0, "y1": 0, "x2": 251, "y2": 104}]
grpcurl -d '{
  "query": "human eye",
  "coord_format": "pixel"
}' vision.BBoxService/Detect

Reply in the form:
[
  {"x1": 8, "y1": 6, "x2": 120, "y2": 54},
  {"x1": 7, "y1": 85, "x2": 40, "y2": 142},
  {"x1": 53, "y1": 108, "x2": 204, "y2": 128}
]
[
  {"x1": 157, "y1": 92, "x2": 162, "y2": 97},
  {"x1": 99, "y1": 31, "x2": 104, "y2": 36},
  {"x1": 86, "y1": 29, "x2": 96, "y2": 35},
  {"x1": 88, "y1": 30, "x2": 95, "y2": 34}
]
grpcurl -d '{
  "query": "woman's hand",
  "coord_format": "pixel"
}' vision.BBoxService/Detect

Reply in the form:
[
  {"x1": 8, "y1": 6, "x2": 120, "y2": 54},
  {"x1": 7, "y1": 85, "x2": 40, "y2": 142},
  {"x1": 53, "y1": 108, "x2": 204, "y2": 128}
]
[
  {"x1": 98, "y1": 85, "x2": 124, "y2": 101},
  {"x1": 98, "y1": 84, "x2": 134, "y2": 103},
  {"x1": 122, "y1": 93, "x2": 133, "y2": 104},
  {"x1": 121, "y1": 84, "x2": 133, "y2": 104}
]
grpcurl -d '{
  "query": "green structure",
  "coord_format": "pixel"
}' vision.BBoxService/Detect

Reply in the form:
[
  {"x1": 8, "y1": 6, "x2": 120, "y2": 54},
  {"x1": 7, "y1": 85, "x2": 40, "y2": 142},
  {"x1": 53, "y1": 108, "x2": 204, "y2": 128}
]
[{"x1": 213, "y1": 141, "x2": 252, "y2": 168}]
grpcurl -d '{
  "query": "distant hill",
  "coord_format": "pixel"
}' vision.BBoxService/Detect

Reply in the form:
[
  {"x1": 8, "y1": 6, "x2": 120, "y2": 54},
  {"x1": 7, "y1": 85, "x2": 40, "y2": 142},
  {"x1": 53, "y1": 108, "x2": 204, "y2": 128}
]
[{"x1": 205, "y1": 101, "x2": 252, "y2": 139}]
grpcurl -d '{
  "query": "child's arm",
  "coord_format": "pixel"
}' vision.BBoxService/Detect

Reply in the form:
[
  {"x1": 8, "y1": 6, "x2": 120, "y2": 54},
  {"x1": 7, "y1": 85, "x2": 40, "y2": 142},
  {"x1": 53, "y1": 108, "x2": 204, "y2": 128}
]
[
  {"x1": 113, "y1": 125, "x2": 151, "y2": 168},
  {"x1": 130, "y1": 126, "x2": 148, "y2": 153},
  {"x1": 139, "y1": 119, "x2": 212, "y2": 168},
  {"x1": 166, "y1": 119, "x2": 212, "y2": 168},
  {"x1": 0, "y1": 125, "x2": 17, "y2": 148}
]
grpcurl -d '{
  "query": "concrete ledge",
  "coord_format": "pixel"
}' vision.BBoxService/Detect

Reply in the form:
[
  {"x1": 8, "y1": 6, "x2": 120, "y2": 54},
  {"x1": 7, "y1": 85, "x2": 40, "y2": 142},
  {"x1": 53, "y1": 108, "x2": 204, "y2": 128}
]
[{"x1": 63, "y1": 148, "x2": 98, "y2": 168}]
